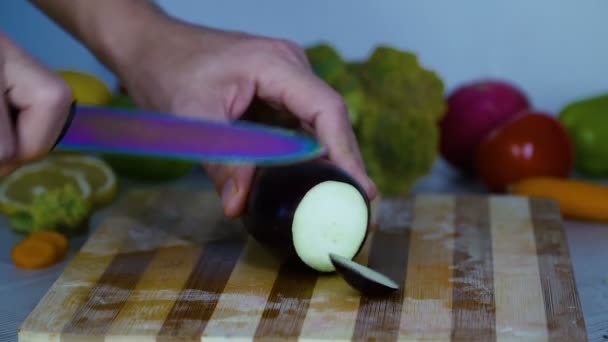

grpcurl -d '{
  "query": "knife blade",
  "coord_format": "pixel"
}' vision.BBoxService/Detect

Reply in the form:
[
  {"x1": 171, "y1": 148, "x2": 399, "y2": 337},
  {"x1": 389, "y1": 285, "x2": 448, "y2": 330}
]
[{"x1": 52, "y1": 104, "x2": 326, "y2": 165}]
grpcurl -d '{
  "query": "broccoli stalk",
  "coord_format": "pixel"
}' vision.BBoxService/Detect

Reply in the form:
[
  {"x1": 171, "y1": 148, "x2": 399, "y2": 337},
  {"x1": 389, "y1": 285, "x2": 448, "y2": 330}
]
[{"x1": 10, "y1": 183, "x2": 91, "y2": 235}]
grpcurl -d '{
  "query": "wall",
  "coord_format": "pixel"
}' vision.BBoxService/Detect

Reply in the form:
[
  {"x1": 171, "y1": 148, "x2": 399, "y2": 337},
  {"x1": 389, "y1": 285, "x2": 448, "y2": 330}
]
[{"x1": 1, "y1": 0, "x2": 607, "y2": 114}]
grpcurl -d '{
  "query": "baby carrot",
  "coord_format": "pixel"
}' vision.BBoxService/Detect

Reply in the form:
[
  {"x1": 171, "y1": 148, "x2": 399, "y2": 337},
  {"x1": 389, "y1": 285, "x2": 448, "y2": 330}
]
[{"x1": 508, "y1": 177, "x2": 608, "y2": 222}]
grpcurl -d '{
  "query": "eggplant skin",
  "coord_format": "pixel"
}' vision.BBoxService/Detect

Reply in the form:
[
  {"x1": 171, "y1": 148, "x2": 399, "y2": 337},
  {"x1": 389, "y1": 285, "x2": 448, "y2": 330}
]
[
  {"x1": 330, "y1": 254, "x2": 398, "y2": 296},
  {"x1": 333, "y1": 264, "x2": 398, "y2": 297},
  {"x1": 241, "y1": 158, "x2": 371, "y2": 269}
]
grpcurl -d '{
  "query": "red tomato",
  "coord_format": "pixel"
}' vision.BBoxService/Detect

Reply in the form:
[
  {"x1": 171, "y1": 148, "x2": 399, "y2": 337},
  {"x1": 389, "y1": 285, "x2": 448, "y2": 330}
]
[{"x1": 476, "y1": 111, "x2": 575, "y2": 192}]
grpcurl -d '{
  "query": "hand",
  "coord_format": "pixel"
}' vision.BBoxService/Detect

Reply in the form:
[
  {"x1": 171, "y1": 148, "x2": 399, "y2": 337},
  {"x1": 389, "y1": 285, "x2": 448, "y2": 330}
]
[
  {"x1": 0, "y1": 32, "x2": 72, "y2": 175},
  {"x1": 117, "y1": 21, "x2": 377, "y2": 217}
]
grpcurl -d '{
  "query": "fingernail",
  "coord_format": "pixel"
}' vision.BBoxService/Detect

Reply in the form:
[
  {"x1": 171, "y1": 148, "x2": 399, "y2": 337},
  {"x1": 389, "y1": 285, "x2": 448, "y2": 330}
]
[{"x1": 221, "y1": 178, "x2": 238, "y2": 206}]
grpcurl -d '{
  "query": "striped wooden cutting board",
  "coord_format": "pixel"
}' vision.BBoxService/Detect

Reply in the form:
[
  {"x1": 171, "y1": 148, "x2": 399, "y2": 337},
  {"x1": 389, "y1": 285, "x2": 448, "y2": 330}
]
[{"x1": 17, "y1": 190, "x2": 587, "y2": 341}]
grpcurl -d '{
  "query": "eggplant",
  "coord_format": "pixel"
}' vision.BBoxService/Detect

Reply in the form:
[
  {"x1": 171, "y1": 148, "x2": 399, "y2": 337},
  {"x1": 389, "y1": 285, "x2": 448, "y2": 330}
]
[
  {"x1": 242, "y1": 159, "x2": 370, "y2": 272},
  {"x1": 329, "y1": 253, "x2": 399, "y2": 296}
]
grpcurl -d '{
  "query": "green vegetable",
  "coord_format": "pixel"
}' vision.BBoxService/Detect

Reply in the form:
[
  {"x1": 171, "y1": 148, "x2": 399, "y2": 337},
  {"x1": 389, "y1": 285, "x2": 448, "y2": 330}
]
[
  {"x1": 305, "y1": 43, "x2": 366, "y2": 126},
  {"x1": 305, "y1": 43, "x2": 446, "y2": 195},
  {"x1": 349, "y1": 46, "x2": 446, "y2": 195},
  {"x1": 559, "y1": 93, "x2": 608, "y2": 177},
  {"x1": 10, "y1": 183, "x2": 91, "y2": 235}
]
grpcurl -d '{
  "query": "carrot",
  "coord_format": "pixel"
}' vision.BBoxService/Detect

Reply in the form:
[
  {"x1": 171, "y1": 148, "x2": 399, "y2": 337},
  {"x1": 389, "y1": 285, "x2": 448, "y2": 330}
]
[
  {"x1": 11, "y1": 239, "x2": 59, "y2": 269},
  {"x1": 508, "y1": 177, "x2": 608, "y2": 222},
  {"x1": 28, "y1": 231, "x2": 69, "y2": 260}
]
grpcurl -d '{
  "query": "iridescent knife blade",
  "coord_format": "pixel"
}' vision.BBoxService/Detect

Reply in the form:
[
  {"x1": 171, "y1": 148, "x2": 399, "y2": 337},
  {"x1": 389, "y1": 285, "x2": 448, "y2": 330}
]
[{"x1": 53, "y1": 105, "x2": 325, "y2": 165}]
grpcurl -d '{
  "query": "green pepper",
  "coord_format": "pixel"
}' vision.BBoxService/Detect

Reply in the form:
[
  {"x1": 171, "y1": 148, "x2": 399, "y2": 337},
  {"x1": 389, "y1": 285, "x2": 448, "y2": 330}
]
[{"x1": 558, "y1": 93, "x2": 608, "y2": 177}]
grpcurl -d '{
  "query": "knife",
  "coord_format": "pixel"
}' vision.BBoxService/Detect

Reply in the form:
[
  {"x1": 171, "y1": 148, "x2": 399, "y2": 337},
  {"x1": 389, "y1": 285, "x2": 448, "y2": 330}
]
[{"x1": 50, "y1": 104, "x2": 326, "y2": 165}]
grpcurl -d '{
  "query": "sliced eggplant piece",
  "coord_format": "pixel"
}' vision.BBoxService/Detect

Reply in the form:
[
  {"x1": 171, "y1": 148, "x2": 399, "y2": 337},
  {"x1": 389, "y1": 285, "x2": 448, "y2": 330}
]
[
  {"x1": 329, "y1": 253, "x2": 399, "y2": 296},
  {"x1": 242, "y1": 159, "x2": 370, "y2": 272}
]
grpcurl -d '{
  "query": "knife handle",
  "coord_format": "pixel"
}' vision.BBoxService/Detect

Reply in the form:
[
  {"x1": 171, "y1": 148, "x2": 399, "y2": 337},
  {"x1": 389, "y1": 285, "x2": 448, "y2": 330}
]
[{"x1": 53, "y1": 101, "x2": 77, "y2": 148}]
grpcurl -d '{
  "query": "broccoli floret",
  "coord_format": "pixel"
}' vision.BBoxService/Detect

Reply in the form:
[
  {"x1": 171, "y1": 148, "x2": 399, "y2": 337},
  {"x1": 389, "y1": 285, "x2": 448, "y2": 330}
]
[
  {"x1": 350, "y1": 46, "x2": 446, "y2": 122},
  {"x1": 306, "y1": 43, "x2": 366, "y2": 126},
  {"x1": 10, "y1": 183, "x2": 91, "y2": 235},
  {"x1": 350, "y1": 45, "x2": 447, "y2": 195},
  {"x1": 305, "y1": 43, "x2": 346, "y2": 84}
]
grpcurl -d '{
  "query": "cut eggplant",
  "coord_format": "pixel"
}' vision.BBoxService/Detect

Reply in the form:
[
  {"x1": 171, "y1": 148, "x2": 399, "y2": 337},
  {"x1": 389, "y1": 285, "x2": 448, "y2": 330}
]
[
  {"x1": 242, "y1": 159, "x2": 370, "y2": 272},
  {"x1": 329, "y1": 253, "x2": 399, "y2": 296}
]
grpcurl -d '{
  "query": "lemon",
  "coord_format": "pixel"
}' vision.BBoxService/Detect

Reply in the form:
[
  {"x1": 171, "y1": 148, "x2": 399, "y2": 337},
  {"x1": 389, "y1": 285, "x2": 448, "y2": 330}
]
[
  {"x1": 46, "y1": 154, "x2": 118, "y2": 207},
  {"x1": 57, "y1": 70, "x2": 113, "y2": 105},
  {"x1": 0, "y1": 161, "x2": 91, "y2": 216}
]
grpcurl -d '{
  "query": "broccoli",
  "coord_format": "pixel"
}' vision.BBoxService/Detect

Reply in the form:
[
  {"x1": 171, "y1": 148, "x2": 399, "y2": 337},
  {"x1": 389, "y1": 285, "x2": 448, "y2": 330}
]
[
  {"x1": 349, "y1": 46, "x2": 447, "y2": 195},
  {"x1": 10, "y1": 183, "x2": 91, "y2": 235},
  {"x1": 306, "y1": 43, "x2": 367, "y2": 126}
]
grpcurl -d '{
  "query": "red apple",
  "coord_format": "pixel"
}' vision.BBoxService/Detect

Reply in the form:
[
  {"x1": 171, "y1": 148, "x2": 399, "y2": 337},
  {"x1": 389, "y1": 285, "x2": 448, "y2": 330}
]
[{"x1": 439, "y1": 79, "x2": 530, "y2": 174}]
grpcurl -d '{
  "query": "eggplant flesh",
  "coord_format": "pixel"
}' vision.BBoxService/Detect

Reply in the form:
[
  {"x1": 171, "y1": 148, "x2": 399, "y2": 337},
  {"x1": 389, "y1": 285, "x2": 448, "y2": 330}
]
[
  {"x1": 242, "y1": 159, "x2": 370, "y2": 272},
  {"x1": 329, "y1": 253, "x2": 399, "y2": 296}
]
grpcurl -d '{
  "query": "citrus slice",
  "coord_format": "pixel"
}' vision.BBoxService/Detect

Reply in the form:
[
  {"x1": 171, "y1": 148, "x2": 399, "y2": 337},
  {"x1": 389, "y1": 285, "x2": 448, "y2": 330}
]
[
  {"x1": 47, "y1": 154, "x2": 118, "y2": 207},
  {"x1": 0, "y1": 161, "x2": 91, "y2": 215}
]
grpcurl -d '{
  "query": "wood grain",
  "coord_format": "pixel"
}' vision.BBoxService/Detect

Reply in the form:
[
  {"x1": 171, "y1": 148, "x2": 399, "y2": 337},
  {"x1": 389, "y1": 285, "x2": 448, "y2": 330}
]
[
  {"x1": 200, "y1": 240, "x2": 280, "y2": 340},
  {"x1": 352, "y1": 198, "x2": 412, "y2": 341},
  {"x1": 529, "y1": 198, "x2": 588, "y2": 342},
  {"x1": 157, "y1": 238, "x2": 246, "y2": 341},
  {"x1": 491, "y1": 196, "x2": 549, "y2": 341},
  {"x1": 398, "y1": 195, "x2": 455, "y2": 340},
  {"x1": 451, "y1": 195, "x2": 496, "y2": 341},
  {"x1": 16, "y1": 190, "x2": 588, "y2": 342}
]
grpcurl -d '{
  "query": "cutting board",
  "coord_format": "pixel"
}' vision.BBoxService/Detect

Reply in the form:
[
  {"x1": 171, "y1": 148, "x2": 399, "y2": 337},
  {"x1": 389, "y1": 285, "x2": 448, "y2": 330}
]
[{"x1": 17, "y1": 189, "x2": 587, "y2": 341}]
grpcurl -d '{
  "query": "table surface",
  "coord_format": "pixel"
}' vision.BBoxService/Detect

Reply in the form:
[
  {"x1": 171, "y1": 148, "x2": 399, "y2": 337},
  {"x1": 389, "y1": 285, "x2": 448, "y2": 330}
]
[{"x1": 1, "y1": 160, "x2": 607, "y2": 342}]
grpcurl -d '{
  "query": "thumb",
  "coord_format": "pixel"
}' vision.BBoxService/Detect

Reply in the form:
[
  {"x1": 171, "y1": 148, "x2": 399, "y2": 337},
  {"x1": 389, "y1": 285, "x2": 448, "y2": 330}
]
[{"x1": 203, "y1": 163, "x2": 256, "y2": 217}]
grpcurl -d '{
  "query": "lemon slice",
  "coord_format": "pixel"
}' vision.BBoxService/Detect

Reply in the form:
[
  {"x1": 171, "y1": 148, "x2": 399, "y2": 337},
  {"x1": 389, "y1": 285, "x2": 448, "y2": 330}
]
[
  {"x1": 47, "y1": 154, "x2": 118, "y2": 207},
  {"x1": 0, "y1": 161, "x2": 91, "y2": 215}
]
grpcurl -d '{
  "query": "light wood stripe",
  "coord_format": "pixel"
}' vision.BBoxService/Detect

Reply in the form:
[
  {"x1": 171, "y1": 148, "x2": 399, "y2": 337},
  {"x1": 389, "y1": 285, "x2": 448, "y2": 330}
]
[
  {"x1": 297, "y1": 226, "x2": 374, "y2": 340},
  {"x1": 451, "y1": 195, "x2": 496, "y2": 340},
  {"x1": 490, "y1": 196, "x2": 548, "y2": 341},
  {"x1": 200, "y1": 239, "x2": 281, "y2": 340},
  {"x1": 399, "y1": 194, "x2": 454, "y2": 340},
  {"x1": 529, "y1": 198, "x2": 588, "y2": 341},
  {"x1": 104, "y1": 244, "x2": 203, "y2": 341},
  {"x1": 19, "y1": 217, "x2": 134, "y2": 338},
  {"x1": 157, "y1": 238, "x2": 246, "y2": 341},
  {"x1": 353, "y1": 198, "x2": 412, "y2": 341}
]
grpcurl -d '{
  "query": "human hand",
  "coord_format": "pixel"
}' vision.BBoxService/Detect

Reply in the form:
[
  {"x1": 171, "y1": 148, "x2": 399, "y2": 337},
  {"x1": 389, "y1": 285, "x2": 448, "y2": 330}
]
[
  {"x1": 0, "y1": 32, "x2": 73, "y2": 175},
  {"x1": 115, "y1": 21, "x2": 377, "y2": 217}
]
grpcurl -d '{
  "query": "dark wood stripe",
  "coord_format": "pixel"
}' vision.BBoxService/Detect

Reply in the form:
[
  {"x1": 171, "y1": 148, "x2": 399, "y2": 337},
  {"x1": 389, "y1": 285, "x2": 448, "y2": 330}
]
[
  {"x1": 529, "y1": 198, "x2": 588, "y2": 341},
  {"x1": 253, "y1": 262, "x2": 318, "y2": 339},
  {"x1": 451, "y1": 195, "x2": 496, "y2": 341},
  {"x1": 352, "y1": 198, "x2": 412, "y2": 341},
  {"x1": 60, "y1": 249, "x2": 157, "y2": 341},
  {"x1": 157, "y1": 238, "x2": 246, "y2": 341}
]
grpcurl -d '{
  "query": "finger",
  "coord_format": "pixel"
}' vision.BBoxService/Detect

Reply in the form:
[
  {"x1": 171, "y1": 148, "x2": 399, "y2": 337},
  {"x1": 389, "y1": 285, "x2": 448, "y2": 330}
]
[
  {"x1": 3, "y1": 46, "x2": 72, "y2": 162},
  {"x1": 255, "y1": 65, "x2": 377, "y2": 199},
  {"x1": 203, "y1": 162, "x2": 256, "y2": 217},
  {"x1": 0, "y1": 79, "x2": 17, "y2": 165}
]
